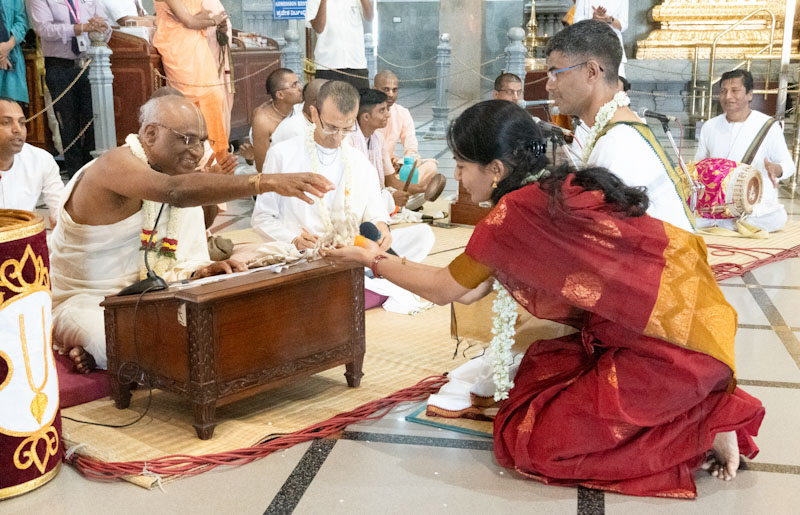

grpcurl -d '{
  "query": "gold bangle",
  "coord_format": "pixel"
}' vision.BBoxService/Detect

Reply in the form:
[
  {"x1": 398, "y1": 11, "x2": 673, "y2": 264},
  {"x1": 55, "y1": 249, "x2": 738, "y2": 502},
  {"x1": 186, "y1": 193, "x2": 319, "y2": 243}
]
[{"x1": 249, "y1": 173, "x2": 262, "y2": 195}]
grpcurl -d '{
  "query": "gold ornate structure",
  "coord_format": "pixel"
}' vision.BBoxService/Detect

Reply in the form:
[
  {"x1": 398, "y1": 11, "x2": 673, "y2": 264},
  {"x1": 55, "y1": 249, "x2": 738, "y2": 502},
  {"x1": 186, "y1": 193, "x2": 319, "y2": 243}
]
[
  {"x1": 637, "y1": 0, "x2": 794, "y2": 59},
  {"x1": 524, "y1": 1, "x2": 549, "y2": 71}
]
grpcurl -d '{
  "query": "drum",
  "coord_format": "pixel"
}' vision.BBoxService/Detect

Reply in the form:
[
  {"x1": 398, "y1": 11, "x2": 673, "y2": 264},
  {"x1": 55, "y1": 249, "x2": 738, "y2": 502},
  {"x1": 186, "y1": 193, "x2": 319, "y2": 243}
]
[
  {"x1": 0, "y1": 210, "x2": 61, "y2": 499},
  {"x1": 690, "y1": 158, "x2": 763, "y2": 219}
]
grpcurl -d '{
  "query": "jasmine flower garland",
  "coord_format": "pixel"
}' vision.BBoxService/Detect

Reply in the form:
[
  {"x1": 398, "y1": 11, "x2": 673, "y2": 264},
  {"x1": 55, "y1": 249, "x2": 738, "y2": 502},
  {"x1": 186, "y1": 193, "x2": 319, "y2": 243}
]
[
  {"x1": 491, "y1": 280, "x2": 519, "y2": 401},
  {"x1": 305, "y1": 124, "x2": 358, "y2": 250},
  {"x1": 582, "y1": 91, "x2": 630, "y2": 164}
]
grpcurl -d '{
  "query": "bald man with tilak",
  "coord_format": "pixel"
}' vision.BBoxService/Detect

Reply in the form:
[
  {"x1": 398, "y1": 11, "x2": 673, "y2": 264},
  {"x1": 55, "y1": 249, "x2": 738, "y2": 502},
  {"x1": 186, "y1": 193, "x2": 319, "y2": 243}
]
[{"x1": 49, "y1": 95, "x2": 334, "y2": 373}]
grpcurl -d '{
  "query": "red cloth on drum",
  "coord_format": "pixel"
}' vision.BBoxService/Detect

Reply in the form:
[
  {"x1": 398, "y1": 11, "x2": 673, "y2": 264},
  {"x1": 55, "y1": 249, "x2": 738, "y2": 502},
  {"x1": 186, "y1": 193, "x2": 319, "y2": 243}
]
[
  {"x1": 458, "y1": 177, "x2": 765, "y2": 498},
  {"x1": 0, "y1": 219, "x2": 63, "y2": 498}
]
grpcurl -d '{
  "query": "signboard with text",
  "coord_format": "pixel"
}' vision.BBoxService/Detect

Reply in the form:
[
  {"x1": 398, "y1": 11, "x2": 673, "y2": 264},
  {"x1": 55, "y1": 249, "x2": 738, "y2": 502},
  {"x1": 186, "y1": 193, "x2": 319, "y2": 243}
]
[{"x1": 274, "y1": 0, "x2": 306, "y2": 19}]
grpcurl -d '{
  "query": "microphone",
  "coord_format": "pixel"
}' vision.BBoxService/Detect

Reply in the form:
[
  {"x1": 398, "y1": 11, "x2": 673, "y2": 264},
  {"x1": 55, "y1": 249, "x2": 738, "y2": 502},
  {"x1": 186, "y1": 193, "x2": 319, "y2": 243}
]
[
  {"x1": 532, "y1": 116, "x2": 573, "y2": 138},
  {"x1": 518, "y1": 99, "x2": 555, "y2": 109},
  {"x1": 118, "y1": 203, "x2": 169, "y2": 296},
  {"x1": 359, "y1": 222, "x2": 398, "y2": 256},
  {"x1": 637, "y1": 107, "x2": 676, "y2": 124}
]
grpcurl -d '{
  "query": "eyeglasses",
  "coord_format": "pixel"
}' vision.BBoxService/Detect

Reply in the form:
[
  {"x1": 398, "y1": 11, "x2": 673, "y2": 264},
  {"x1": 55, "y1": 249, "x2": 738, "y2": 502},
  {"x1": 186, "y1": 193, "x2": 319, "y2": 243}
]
[
  {"x1": 318, "y1": 117, "x2": 358, "y2": 136},
  {"x1": 497, "y1": 88, "x2": 523, "y2": 98},
  {"x1": 546, "y1": 61, "x2": 603, "y2": 81},
  {"x1": 276, "y1": 80, "x2": 302, "y2": 92},
  {"x1": 157, "y1": 124, "x2": 214, "y2": 149}
]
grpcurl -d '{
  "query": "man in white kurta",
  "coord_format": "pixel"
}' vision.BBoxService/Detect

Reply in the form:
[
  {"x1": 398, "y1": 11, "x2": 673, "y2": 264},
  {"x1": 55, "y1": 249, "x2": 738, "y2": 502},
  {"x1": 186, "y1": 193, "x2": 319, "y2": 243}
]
[
  {"x1": 0, "y1": 99, "x2": 64, "y2": 225},
  {"x1": 574, "y1": 0, "x2": 628, "y2": 76},
  {"x1": 374, "y1": 70, "x2": 439, "y2": 187},
  {"x1": 269, "y1": 79, "x2": 327, "y2": 149},
  {"x1": 694, "y1": 69, "x2": 793, "y2": 232},
  {"x1": 547, "y1": 20, "x2": 695, "y2": 232},
  {"x1": 49, "y1": 95, "x2": 333, "y2": 372}
]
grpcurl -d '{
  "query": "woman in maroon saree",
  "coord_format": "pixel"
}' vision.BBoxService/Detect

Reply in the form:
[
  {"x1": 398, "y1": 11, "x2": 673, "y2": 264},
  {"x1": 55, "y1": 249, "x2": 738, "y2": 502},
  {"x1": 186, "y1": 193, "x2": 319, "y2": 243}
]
[{"x1": 326, "y1": 100, "x2": 764, "y2": 498}]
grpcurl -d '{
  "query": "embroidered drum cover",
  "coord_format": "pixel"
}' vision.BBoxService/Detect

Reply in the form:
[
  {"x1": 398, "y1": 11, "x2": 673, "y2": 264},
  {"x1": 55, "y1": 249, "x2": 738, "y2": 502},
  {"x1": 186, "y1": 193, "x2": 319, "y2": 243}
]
[
  {"x1": 690, "y1": 158, "x2": 762, "y2": 219},
  {"x1": 0, "y1": 210, "x2": 62, "y2": 499}
]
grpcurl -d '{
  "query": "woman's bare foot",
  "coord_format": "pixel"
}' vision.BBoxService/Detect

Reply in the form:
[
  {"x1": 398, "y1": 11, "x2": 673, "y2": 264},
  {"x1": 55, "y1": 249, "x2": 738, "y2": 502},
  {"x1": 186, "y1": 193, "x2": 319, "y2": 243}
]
[
  {"x1": 705, "y1": 431, "x2": 740, "y2": 481},
  {"x1": 68, "y1": 347, "x2": 97, "y2": 374}
]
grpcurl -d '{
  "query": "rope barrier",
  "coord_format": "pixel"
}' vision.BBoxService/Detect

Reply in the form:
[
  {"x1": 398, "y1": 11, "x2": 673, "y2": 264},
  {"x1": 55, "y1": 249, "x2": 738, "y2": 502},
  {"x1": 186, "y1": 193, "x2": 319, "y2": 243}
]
[
  {"x1": 377, "y1": 54, "x2": 437, "y2": 69},
  {"x1": 307, "y1": 54, "x2": 505, "y2": 83},
  {"x1": 25, "y1": 58, "x2": 93, "y2": 123},
  {"x1": 58, "y1": 116, "x2": 95, "y2": 158},
  {"x1": 153, "y1": 57, "x2": 281, "y2": 89}
]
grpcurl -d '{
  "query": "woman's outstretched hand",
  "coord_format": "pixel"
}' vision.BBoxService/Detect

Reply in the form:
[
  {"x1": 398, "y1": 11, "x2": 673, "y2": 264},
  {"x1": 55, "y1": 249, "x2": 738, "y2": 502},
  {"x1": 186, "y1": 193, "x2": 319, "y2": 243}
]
[{"x1": 321, "y1": 237, "x2": 380, "y2": 267}]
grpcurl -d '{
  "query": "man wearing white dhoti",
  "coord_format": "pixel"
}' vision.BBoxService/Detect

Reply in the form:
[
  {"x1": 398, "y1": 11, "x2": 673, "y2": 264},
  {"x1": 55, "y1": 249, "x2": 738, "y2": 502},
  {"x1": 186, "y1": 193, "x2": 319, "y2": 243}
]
[
  {"x1": 695, "y1": 69, "x2": 793, "y2": 233},
  {"x1": 0, "y1": 98, "x2": 64, "y2": 226},
  {"x1": 546, "y1": 20, "x2": 695, "y2": 232},
  {"x1": 50, "y1": 95, "x2": 333, "y2": 372},
  {"x1": 253, "y1": 81, "x2": 434, "y2": 313}
]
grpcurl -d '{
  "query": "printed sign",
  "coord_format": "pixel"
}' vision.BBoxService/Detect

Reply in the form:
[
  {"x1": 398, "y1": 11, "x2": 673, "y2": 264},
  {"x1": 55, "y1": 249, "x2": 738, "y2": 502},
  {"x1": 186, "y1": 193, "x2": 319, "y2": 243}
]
[{"x1": 274, "y1": 0, "x2": 306, "y2": 19}]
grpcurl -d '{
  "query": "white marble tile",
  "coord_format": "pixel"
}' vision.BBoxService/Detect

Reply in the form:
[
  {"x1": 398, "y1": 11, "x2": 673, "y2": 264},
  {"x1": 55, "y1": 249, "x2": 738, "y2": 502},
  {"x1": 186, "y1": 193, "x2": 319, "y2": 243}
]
[
  {"x1": 1, "y1": 442, "x2": 311, "y2": 515},
  {"x1": 606, "y1": 471, "x2": 800, "y2": 514},
  {"x1": 735, "y1": 328, "x2": 800, "y2": 382},
  {"x1": 719, "y1": 286, "x2": 770, "y2": 325},
  {"x1": 763, "y1": 288, "x2": 800, "y2": 327},
  {"x1": 295, "y1": 439, "x2": 576, "y2": 515},
  {"x1": 749, "y1": 258, "x2": 800, "y2": 288},
  {"x1": 743, "y1": 385, "x2": 800, "y2": 467}
]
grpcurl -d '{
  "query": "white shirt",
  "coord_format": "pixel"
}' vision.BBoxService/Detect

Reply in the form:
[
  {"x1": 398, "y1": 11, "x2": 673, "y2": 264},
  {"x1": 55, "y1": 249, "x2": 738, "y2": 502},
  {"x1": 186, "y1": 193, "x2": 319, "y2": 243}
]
[
  {"x1": 103, "y1": 0, "x2": 144, "y2": 24},
  {"x1": 574, "y1": 0, "x2": 628, "y2": 64},
  {"x1": 252, "y1": 134, "x2": 389, "y2": 243},
  {"x1": 0, "y1": 143, "x2": 64, "y2": 221},
  {"x1": 305, "y1": 0, "x2": 367, "y2": 69},
  {"x1": 588, "y1": 123, "x2": 695, "y2": 232},
  {"x1": 269, "y1": 108, "x2": 312, "y2": 154},
  {"x1": 695, "y1": 110, "x2": 794, "y2": 182}
]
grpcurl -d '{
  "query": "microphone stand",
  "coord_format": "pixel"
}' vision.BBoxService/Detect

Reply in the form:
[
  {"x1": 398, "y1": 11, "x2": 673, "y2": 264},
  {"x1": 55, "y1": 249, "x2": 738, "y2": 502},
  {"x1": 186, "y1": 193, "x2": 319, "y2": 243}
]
[
  {"x1": 118, "y1": 203, "x2": 169, "y2": 296},
  {"x1": 653, "y1": 119, "x2": 704, "y2": 213}
]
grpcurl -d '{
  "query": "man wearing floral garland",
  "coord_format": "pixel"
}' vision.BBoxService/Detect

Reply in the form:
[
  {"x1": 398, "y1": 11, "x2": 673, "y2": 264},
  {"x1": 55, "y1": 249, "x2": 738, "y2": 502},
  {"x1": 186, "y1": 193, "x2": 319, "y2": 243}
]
[
  {"x1": 49, "y1": 95, "x2": 333, "y2": 373},
  {"x1": 252, "y1": 80, "x2": 391, "y2": 252},
  {"x1": 545, "y1": 20, "x2": 695, "y2": 232}
]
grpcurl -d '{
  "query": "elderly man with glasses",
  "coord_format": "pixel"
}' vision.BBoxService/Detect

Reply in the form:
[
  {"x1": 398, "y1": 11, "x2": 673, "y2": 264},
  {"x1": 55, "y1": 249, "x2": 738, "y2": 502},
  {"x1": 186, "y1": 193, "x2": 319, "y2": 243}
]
[
  {"x1": 48, "y1": 94, "x2": 333, "y2": 373},
  {"x1": 546, "y1": 20, "x2": 695, "y2": 233},
  {"x1": 252, "y1": 80, "x2": 391, "y2": 252}
]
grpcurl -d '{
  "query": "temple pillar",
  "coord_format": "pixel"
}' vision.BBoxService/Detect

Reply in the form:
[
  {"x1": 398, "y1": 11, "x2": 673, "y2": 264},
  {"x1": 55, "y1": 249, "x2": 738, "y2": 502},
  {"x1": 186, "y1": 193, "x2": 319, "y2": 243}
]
[{"x1": 439, "y1": 0, "x2": 484, "y2": 100}]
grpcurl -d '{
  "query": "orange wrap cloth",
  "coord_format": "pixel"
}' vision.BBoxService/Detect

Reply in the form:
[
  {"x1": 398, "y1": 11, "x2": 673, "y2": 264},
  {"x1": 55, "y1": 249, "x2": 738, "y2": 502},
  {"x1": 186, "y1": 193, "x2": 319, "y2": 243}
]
[
  {"x1": 449, "y1": 176, "x2": 764, "y2": 498},
  {"x1": 153, "y1": 0, "x2": 229, "y2": 154}
]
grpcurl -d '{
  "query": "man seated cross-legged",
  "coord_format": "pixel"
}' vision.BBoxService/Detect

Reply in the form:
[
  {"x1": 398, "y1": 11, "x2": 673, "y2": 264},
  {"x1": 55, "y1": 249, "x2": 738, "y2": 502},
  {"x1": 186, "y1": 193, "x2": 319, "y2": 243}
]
[
  {"x1": 50, "y1": 95, "x2": 332, "y2": 373},
  {"x1": 252, "y1": 80, "x2": 433, "y2": 313}
]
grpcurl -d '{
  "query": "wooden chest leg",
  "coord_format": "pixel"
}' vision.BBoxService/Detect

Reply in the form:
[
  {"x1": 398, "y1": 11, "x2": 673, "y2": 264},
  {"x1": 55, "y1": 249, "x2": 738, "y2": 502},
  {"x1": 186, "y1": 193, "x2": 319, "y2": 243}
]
[
  {"x1": 192, "y1": 401, "x2": 217, "y2": 440},
  {"x1": 345, "y1": 353, "x2": 364, "y2": 387},
  {"x1": 111, "y1": 379, "x2": 133, "y2": 409}
]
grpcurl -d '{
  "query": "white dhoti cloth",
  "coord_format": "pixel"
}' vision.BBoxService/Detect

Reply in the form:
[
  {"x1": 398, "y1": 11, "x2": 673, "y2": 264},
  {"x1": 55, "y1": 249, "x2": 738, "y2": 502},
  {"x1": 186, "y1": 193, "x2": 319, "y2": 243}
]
[
  {"x1": 50, "y1": 166, "x2": 213, "y2": 369},
  {"x1": 364, "y1": 224, "x2": 436, "y2": 314}
]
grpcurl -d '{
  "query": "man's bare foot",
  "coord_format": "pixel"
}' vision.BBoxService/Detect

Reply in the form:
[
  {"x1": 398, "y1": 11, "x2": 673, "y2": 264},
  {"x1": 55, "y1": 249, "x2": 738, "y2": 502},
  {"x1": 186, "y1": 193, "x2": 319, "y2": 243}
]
[
  {"x1": 704, "y1": 431, "x2": 740, "y2": 481},
  {"x1": 68, "y1": 347, "x2": 97, "y2": 374}
]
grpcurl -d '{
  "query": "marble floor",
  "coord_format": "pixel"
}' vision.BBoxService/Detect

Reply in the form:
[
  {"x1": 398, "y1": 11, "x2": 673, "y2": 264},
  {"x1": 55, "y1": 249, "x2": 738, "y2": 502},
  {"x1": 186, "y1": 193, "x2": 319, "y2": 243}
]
[{"x1": 5, "y1": 88, "x2": 800, "y2": 514}]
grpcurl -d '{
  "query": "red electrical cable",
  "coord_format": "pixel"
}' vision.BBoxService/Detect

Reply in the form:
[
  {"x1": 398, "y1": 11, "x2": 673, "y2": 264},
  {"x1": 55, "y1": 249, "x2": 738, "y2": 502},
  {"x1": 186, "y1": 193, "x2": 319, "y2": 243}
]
[{"x1": 66, "y1": 375, "x2": 449, "y2": 481}]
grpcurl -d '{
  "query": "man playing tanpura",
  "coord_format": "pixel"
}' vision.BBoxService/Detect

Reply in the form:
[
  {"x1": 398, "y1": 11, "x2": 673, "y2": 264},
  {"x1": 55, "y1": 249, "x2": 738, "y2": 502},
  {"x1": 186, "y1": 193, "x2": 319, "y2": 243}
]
[
  {"x1": 50, "y1": 95, "x2": 332, "y2": 373},
  {"x1": 250, "y1": 68, "x2": 304, "y2": 172},
  {"x1": 546, "y1": 20, "x2": 695, "y2": 232},
  {"x1": 374, "y1": 71, "x2": 439, "y2": 189},
  {"x1": 694, "y1": 69, "x2": 793, "y2": 233}
]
